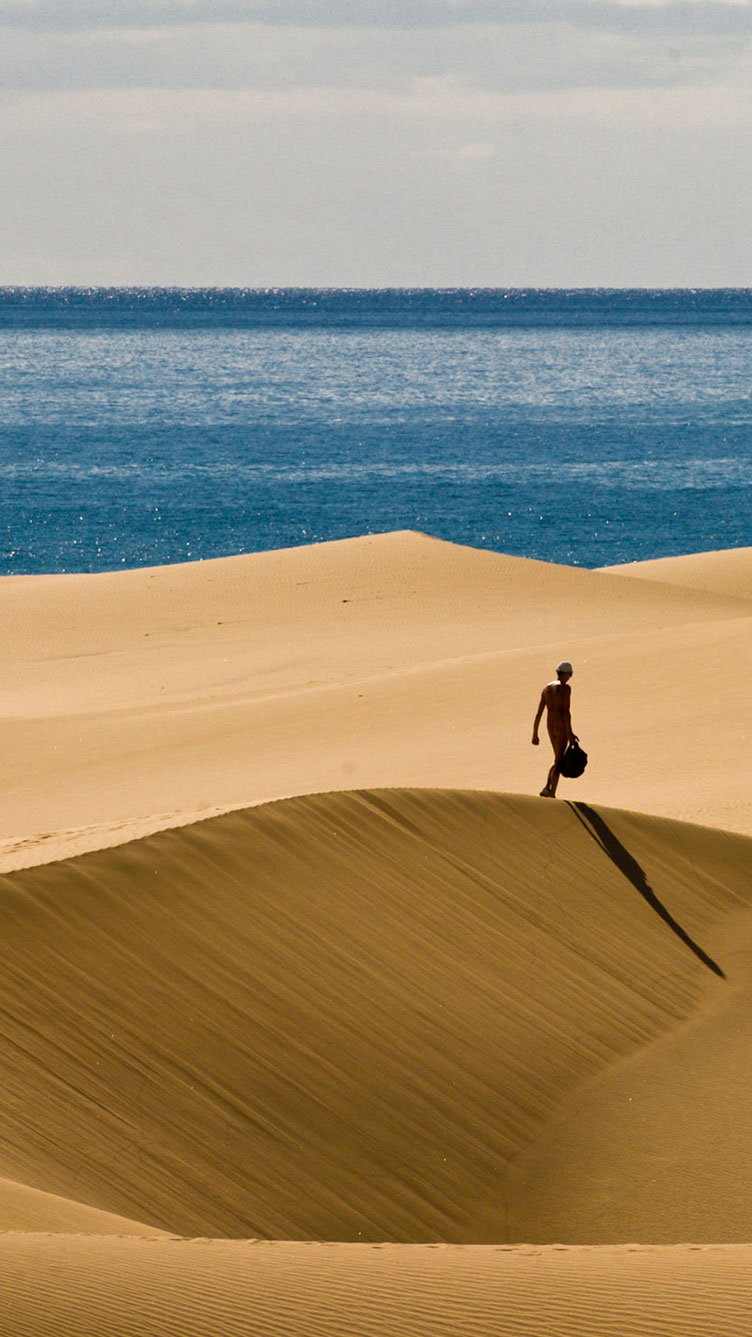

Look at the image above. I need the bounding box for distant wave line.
[3,457,752,489]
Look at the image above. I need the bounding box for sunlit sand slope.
[0,789,750,1244]
[0,1179,167,1236]
[3,1237,752,1337]
[605,544,752,599]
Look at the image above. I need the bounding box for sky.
[1,0,751,287]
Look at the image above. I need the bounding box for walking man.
[532,661,574,798]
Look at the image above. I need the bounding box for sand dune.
[0,1179,166,1237]
[4,531,752,868]
[5,533,752,1334]
[605,544,752,600]
[0,788,750,1245]
[3,1237,752,1337]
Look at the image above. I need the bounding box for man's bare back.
[532,661,573,798]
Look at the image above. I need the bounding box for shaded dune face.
[0,789,749,1243]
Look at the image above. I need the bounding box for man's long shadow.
[568,801,725,979]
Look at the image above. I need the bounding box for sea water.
[1,287,751,574]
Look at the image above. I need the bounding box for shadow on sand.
[568,801,725,980]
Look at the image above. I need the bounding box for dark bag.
[559,736,588,778]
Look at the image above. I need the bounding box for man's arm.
[532,692,545,745]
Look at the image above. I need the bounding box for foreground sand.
[5,1238,752,1337]
[3,533,752,1334]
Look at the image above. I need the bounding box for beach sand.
[2,531,752,1333]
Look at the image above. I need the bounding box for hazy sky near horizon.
[2,0,751,286]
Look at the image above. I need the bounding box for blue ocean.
[1,287,751,575]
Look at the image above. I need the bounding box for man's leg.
[543,730,568,797]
